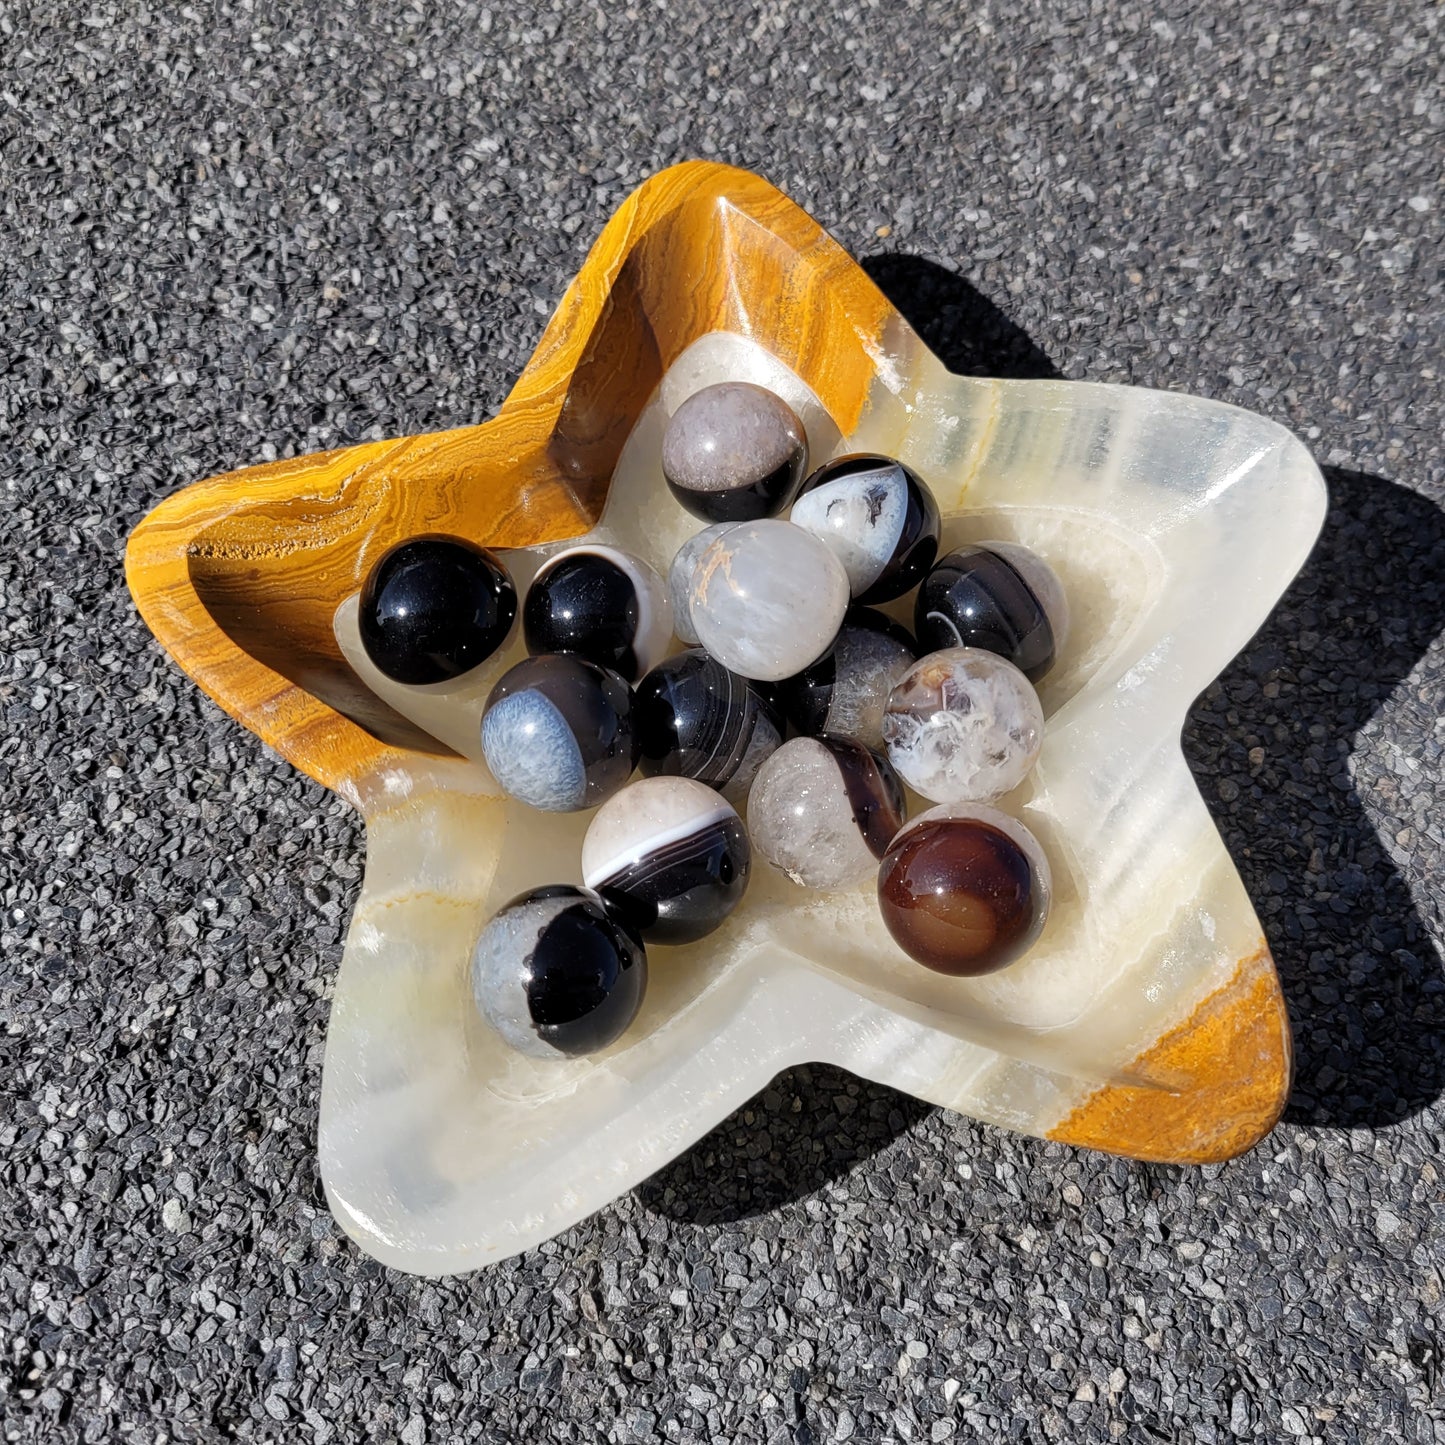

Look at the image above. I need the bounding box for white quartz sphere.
[688,519,850,683]
[667,523,736,646]
[883,647,1044,803]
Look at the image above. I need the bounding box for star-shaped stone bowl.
[127,162,1327,1276]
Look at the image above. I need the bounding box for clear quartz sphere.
[747,735,905,890]
[882,646,1044,803]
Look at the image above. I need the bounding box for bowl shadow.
[637,253,1445,1232]
[633,1063,934,1228]
[1183,467,1445,1129]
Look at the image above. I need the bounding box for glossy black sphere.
[521,546,670,683]
[915,545,1057,681]
[633,648,784,800]
[359,534,516,685]
[471,884,646,1058]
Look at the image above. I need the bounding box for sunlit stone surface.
[326,329,1325,1275]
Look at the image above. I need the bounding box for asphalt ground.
[1,2,1442,1441]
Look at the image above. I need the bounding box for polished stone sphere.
[633,648,783,804]
[481,654,638,812]
[582,776,750,944]
[359,534,517,684]
[667,522,736,646]
[915,541,1069,682]
[688,519,850,682]
[661,381,808,522]
[789,453,940,603]
[779,606,917,751]
[883,647,1044,803]
[522,543,672,683]
[747,735,906,891]
[877,804,1051,975]
[471,885,646,1058]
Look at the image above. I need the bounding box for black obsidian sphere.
[914,544,1060,682]
[471,884,646,1058]
[633,648,784,802]
[359,534,516,685]
[521,545,672,683]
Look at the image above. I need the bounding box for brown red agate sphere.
[877,804,1052,975]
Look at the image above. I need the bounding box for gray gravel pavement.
[2,1,1442,1441]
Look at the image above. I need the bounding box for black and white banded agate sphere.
[523,544,672,683]
[481,654,638,812]
[789,454,940,604]
[582,776,750,944]
[633,648,784,804]
[471,885,646,1059]
[661,381,808,523]
[914,542,1069,682]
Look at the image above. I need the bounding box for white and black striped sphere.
[633,648,784,804]
[481,654,637,812]
[523,544,673,683]
[747,735,907,891]
[914,541,1069,682]
[582,777,750,945]
[789,454,941,604]
[779,607,918,751]
[471,885,646,1059]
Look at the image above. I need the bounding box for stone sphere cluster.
[358,380,1069,1059]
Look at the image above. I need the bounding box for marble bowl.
[126,162,1328,1276]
